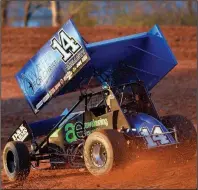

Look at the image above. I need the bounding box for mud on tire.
[161,114,196,143]
[161,114,196,158]
[3,141,30,181]
[83,129,127,176]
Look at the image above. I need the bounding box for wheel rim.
[6,150,16,173]
[90,142,107,168]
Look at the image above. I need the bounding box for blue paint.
[16,19,177,115]
[126,113,176,147]
[15,19,90,113]
[29,111,84,137]
[61,108,69,116]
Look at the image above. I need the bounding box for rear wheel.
[83,129,127,176]
[3,141,30,181]
[161,114,196,143]
[161,114,196,158]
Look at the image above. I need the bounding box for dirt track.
[1,26,197,189]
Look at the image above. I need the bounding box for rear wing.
[83,24,177,90]
[57,25,177,97]
[16,19,90,114]
[16,20,177,114]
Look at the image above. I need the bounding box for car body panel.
[15,19,90,114]
[125,113,176,148]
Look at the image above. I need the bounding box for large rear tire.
[3,141,30,181]
[161,114,196,158]
[161,114,196,143]
[83,129,127,176]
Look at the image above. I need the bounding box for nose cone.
[126,113,176,146]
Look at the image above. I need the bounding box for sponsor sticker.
[16,20,91,114]
[9,121,32,142]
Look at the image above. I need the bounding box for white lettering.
[51,30,82,62]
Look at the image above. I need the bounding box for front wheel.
[3,141,30,181]
[83,129,127,176]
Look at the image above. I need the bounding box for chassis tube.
[32,96,84,153]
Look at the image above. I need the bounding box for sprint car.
[3,19,196,181]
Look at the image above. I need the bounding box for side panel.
[49,112,84,146]
[126,113,176,148]
[16,19,90,114]
[50,111,116,145]
[8,121,33,142]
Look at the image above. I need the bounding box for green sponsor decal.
[84,118,108,128]
[65,118,108,143]
[84,118,108,135]
[65,123,77,143]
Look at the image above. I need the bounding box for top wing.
[85,24,177,90]
[16,19,91,114]
[58,25,178,96]
[16,19,177,114]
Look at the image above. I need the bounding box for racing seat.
[89,105,106,117]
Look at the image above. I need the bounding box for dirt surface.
[1,26,197,189]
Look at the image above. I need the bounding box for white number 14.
[139,126,170,148]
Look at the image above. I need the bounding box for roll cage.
[31,80,159,155]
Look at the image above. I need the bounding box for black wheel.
[83,129,127,176]
[161,114,196,143]
[161,114,196,158]
[3,141,30,181]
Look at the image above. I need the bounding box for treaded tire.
[3,141,30,181]
[161,114,196,143]
[83,129,127,176]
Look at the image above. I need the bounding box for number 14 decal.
[139,126,170,148]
